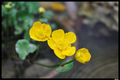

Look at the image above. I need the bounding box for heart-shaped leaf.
[15,39,37,60]
[56,60,73,72]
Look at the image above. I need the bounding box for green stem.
[59,59,63,65]
[32,43,41,61]
[61,59,76,66]
[34,58,76,68]
[35,62,60,68]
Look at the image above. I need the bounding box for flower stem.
[59,59,63,65]
[61,58,76,66]
[32,43,41,61]
[35,62,60,68]
[34,58,76,68]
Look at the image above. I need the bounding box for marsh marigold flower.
[75,48,91,64]
[38,7,46,13]
[5,4,12,9]
[51,2,66,11]
[47,29,76,59]
[29,21,52,41]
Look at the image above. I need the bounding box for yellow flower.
[5,4,12,9]
[51,2,66,11]
[47,29,76,59]
[29,21,52,41]
[38,7,46,13]
[75,48,91,64]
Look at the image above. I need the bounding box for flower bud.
[75,48,91,64]
[5,4,12,9]
[38,7,46,13]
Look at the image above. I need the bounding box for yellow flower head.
[51,2,66,11]
[29,21,52,41]
[38,7,46,13]
[47,29,76,59]
[5,4,12,9]
[75,48,91,64]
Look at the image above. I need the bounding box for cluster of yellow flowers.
[29,21,91,64]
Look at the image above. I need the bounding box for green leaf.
[59,59,63,65]
[14,25,23,35]
[24,17,34,28]
[2,5,7,16]
[26,2,38,14]
[24,30,30,41]
[56,60,73,72]
[10,8,17,17]
[2,20,7,30]
[29,44,37,53]
[43,11,54,20]
[50,24,56,29]
[15,39,37,60]
[39,18,48,23]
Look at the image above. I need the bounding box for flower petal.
[56,40,70,50]
[47,38,56,49]
[64,32,76,44]
[62,46,76,56]
[54,48,66,59]
[43,24,52,38]
[29,21,52,41]
[75,48,91,64]
[32,21,41,28]
[29,27,48,41]
[31,22,42,32]
[52,29,64,42]
[29,27,40,41]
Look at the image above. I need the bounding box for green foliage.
[56,60,73,72]
[26,2,38,14]
[2,2,38,35]
[15,39,37,60]
[39,18,48,23]
[43,11,54,20]
[2,5,7,16]
[50,24,56,29]
[24,27,30,41]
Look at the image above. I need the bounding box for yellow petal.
[52,29,64,42]
[75,48,91,64]
[32,21,41,28]
[62,46,76,56]
[56,40,69,50]
[29,26,47,41]
[43,24,52,38]
[29,21,52,41]
[51,2,66,11]
[64,32,76,44]
[29,28,48,41]
[47,38,56,49]
[29,27,40,41]
[53,48,66,59]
